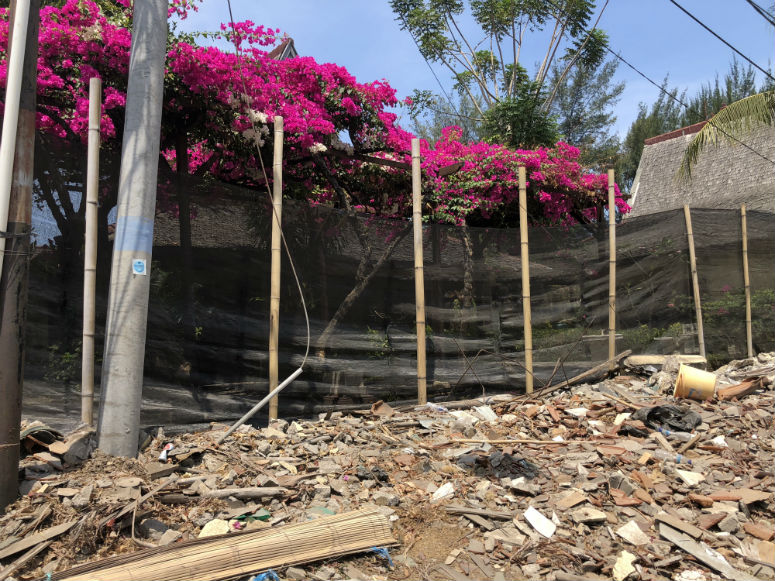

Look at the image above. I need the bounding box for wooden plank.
[624,355,706,367]
[99,474,178,529]
[202,486,288,500]
[462,513,495,531]
[0,539,53,579]
[443,505,513,520]
[528,350,632,398]
[0,520,77,560]
[655,512,703,539]
[659,523,757,581]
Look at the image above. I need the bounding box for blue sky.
[179,0,775,139]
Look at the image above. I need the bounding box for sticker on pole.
[132,258,147,276]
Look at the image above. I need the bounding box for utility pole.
[0,0,38,510]
[97,0,167,457]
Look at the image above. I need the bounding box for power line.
[668,0,775,82]
[608,47,774,165]
[540,0,774,165]
[744,0,775,26]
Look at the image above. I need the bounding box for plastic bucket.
[674,364,716,400]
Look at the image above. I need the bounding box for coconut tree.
[678,90,775,180]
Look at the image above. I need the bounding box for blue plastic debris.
[371,546,394,567]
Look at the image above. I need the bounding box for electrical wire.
[223,0,311,368]
[745,0,775,26]
[608,47,774,165]
[668,0,775,82]
[540,0,775,166]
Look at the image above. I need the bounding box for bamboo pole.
[683,205,705,358]
[81,77,101,426]
[518,166,533,394]
[411,138,427,405]
[268,116,283,420]
[607,169,616,369]
[741,204,753,357]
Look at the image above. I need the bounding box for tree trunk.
[315,227,410,358]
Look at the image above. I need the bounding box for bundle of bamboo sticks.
[53,508,397,581]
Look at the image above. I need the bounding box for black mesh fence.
[22,136,775,429]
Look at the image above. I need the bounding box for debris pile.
[1,354,773,581]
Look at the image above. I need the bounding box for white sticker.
[132,258,147,275]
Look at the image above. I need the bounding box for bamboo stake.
[268,117,283,420]
[518,166,533,394]
[81,77,101,426]
[683,205,705,358]
[411,138,427,405]
[741,204,753,357]
[607,169,616,370]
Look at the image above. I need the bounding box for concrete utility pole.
[0,0,38,510]
[98,0,167,457]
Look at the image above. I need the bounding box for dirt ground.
[1,353,773,581]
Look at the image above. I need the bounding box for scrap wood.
[0,539,53,580]
[717,376,771,400]
[17,505,53,537]
[0,520,77,560]
[677,433,703,454]
[443,504,513,520]
[451,438,568,445]
[659,523,758,581]
[201,486,289,500]
[623,354,707,368]
[51,508,397,581]
[98,474,179,529]
[522,350,632,400]
[600,392,642,409]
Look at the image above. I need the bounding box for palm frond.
[677,90,775,182]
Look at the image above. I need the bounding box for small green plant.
[44,343,82,385]
[366,326,392,359]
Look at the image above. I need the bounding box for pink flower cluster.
[350,125,629,226]
[0,1,629,227]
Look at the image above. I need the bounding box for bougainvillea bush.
[0,0,629,228]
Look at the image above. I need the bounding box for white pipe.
[0,0,31,278]
[216,367,304,444]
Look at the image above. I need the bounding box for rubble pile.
[1,354,773,581]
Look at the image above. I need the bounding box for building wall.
[628,124,774,217]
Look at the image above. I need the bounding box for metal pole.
[0,0,38,510]
[268,117,283,420]
[518,166,533,394]
[98,0,168,457]
[683,205,706,359]
[81,78,101,426]
[411,138,427,405]
[607,169,616,369]
[741,204,753,357]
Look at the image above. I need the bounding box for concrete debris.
[1,353,772,581]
